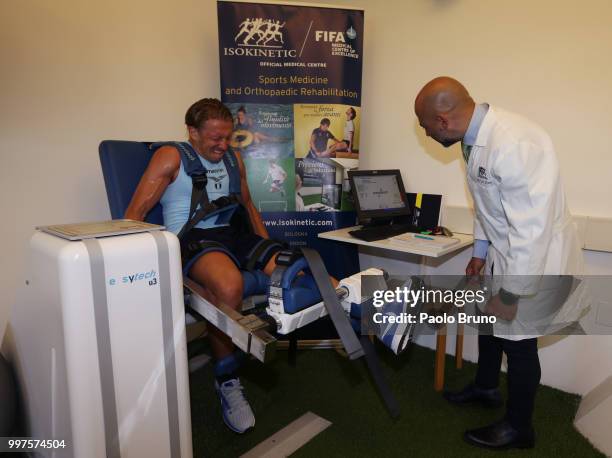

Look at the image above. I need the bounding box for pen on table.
[415,234,435,240]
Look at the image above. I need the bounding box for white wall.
[0,0,221,336]
[353,0,612,219]
[1,0,611,393]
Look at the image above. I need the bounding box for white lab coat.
[467,106,588,339]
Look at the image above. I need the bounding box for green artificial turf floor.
[189,343,603,457]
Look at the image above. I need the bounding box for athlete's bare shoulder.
[148,145,181,181]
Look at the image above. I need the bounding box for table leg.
[419,255,448,392]
[455,323,464,369]
[434,326,447,391]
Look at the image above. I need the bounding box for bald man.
[415,77,583,450]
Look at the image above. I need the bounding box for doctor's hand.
[465,257,486,277]
[484,294,518,321]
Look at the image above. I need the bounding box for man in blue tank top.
[125,99,283,433]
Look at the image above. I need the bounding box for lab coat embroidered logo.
[478,167,487,180]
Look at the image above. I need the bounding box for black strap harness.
[149,141,244,240]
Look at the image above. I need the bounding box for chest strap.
[150,141,242,239]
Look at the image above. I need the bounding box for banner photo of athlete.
[218,0,364,279]
[226,103,295,212]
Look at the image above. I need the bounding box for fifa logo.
[315,27,357,43]
[235,18,286,47]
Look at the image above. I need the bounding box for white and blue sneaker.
[215,378,255,433]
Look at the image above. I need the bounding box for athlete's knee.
[189,253,244,308]
[212,274,244,309]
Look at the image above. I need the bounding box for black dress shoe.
[443,383,503,408]
[464,420,535,450]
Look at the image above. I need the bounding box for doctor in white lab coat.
[414,76,586,450]
[469,103,587,338]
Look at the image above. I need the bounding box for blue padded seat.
[99,141,163,224]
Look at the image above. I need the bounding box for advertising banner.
[217,0,364,278]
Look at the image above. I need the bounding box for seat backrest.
[99,140,163,224]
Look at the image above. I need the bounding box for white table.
[318,225,474,258]
[319,225,474,391]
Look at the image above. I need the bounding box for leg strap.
[244,239,285,272]
[299,247,400,419]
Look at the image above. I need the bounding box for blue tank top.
[161,151,232,234]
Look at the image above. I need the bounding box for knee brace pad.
[268,250,322,314]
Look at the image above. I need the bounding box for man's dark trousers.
[475,334,541,432]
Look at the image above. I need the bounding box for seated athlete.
[125,98,287,433]
[334,107,357,154]
[307,118,344,158]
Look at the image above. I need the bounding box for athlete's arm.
[235,150,269,238]
[124,146,180,221]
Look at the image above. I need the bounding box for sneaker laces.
[220,379,249,412]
